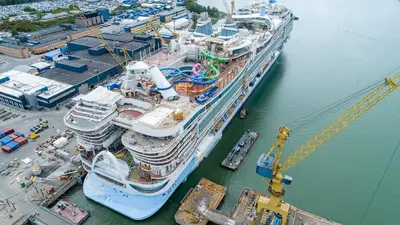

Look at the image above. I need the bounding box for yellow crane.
[160,22,179,39]
[146,17,168,46]
[71,3,132,68]
[256,72,400,224]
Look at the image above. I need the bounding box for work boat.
[64,1,294,220]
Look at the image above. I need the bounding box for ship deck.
[49,200,89,225]
[221,131,259,170]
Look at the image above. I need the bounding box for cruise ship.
[64,0,294,220]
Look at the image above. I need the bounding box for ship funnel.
[260,4,266,16]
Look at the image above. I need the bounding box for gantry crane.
[256,72,400,224]
[71,3,132,68]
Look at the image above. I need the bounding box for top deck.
[64,87,122,131]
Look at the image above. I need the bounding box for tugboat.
[240,108,249,119]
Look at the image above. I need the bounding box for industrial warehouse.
[0,25,100,58]
[125,8,188,34]
[0,32,163,109]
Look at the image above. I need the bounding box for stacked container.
[0,130,6,138]
[9,134,18,140]
[1,136,13,145]
[6,141,20,152]
[14,132,25,137]
[2,128,14,135]
[2,146,12,153]
[14,137,28,146]
[1,130,27,153]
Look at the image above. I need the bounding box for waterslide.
[147,66,177,99]
[150,51,227,98]
[192,63,201,76]
[200,50,228,63]
[151,68,218,92]
[200,50,227,80]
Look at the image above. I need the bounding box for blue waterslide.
[273,219,281,225]
[151,67,217,91]
[161,67,206,80]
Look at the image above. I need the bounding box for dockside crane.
[256,72,400,224]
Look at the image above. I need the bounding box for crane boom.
[256,72,400,224]
[72,4,125,69]
[146,17,167,45]
[282,72,400,171]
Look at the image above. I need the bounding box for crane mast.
[256,72,400,224]
[71,4,125,68]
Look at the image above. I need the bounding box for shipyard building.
[0,25,100,58]
[0,32,163,109]
[0,70,74,109]
[125,8,187,34]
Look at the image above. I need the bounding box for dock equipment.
[256,72,400,224]
[175,178,227,225]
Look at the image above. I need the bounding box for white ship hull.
[83,45,285,220]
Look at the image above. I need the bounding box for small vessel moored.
[221,130,259,170]
[50,200,89,225]
[239,108,249,119]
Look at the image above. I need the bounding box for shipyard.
[0,0,400,225]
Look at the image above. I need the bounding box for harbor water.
[64,0,400,224]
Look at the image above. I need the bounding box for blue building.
[97,8,111,21]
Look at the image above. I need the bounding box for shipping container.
[2,128,14,135]
[7,141,20,151]
[2,146,12,153]
[1,136,13,145]
[0,130,5,138]
[14,137,28,145]
[14,132,24,137]
[9,134,18,139]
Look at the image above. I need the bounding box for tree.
[11,28,18,36]
[22,6,37,12]
[184,0,221,18]
[191,14,198,29]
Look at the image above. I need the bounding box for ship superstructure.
[65,0,294,221]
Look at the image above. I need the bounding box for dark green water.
[64,0,400,224]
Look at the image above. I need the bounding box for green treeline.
[184,0,221,18]
[0,15,76,33]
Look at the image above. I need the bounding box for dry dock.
[233,188,341,225]
[174,178,227,225]
[221,130,259,170]
[176,183,341,225]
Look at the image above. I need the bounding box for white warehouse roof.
[0,70,72,99]
[30,61,51,70]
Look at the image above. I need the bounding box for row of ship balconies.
[125,127,198,166]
